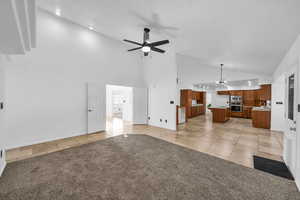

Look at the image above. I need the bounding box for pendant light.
[216,64,227,85]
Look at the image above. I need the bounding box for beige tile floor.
[6,114,284,168]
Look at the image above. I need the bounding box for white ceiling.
[37,0,300,75]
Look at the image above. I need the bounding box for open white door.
[132,87,148,125]
[284,65,298,178]
[87,83,106,134]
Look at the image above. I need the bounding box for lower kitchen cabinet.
[230,111,244,118]
[252,110,271,129]
[191,105,205,117]
[243,107,252,119]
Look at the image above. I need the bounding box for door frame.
[283,61,299,185]
[87,82,149,134]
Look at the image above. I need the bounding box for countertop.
[209,106,229,109]
[252,106,271,111]
[192,104,204,107]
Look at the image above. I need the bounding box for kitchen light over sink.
[216,64,227,85]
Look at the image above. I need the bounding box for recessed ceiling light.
[88,26,94,31]
[55,8,61,16]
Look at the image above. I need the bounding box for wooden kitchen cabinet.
[209,107,230,123]
[243,90,256,106]
[230,90,243,96]
[252,110,271,129]
[191,105,205,117]
[230,111,244,118]
[243,106,252,119]
[181,89,206,119]
[217,91,230,95]
[181,90,192,118]
[257,84,271,101]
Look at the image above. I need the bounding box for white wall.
[3,10,144,149]
[177,54,272,89]
[271,75,285,132]
[106,85,113,118]
[272,35,300,190]
[0,56,6,176]
[143,45,178,130]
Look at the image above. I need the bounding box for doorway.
[87,83,148,135]
[106,85,133,135]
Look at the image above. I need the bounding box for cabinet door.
[230,90,242,96]
[263,84,271,100]
[191,107,195,117]
[217,91,229,95]
[243,90,255,106]
[187,90,192,106]
[257,84,271,102]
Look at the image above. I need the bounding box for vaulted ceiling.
[37,0,300,75]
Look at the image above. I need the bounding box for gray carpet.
[0,135,299,200]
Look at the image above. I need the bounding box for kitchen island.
[209,107,230,123]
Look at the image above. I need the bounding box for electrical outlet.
[148,117,150,120]
[160,119,162,122]
[165,120,167,123]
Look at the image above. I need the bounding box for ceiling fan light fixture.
[124,28,169,56]
[142,46,151,53]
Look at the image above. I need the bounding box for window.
[288,74,294,120]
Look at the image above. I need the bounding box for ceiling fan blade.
[144,52,149,56]
[151,47,165,53]
[149,40,169,46]
[123,39,142,46]
[128,47,142,51]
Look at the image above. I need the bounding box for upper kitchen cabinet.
[257,84,271,101]
[230,90,243,96]
[217,91,230,95]
[243,90,256,106]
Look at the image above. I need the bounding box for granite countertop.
[192,104,204,107]
[252,106,271,111]
[209,106,229,109]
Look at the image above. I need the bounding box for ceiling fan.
[216,64,227,85]
[123,28,169,56]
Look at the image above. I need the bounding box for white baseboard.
[0,160,6,177]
